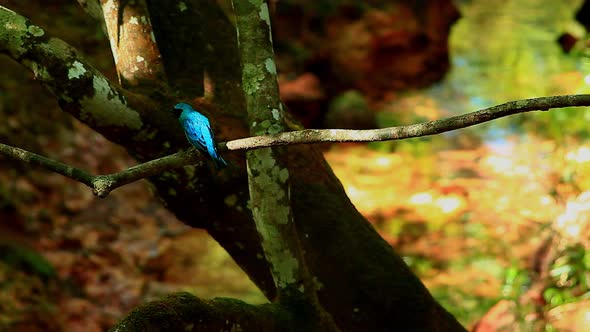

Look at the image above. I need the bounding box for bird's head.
[172,102,193,118]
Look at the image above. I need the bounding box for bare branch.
[225,94,590,150]
[0,142,200,198]
[0,143,94,187]
[1,94,589,198]
[90,149,201,197]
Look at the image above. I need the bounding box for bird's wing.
[182,117,208,154]
[203,123,219,157]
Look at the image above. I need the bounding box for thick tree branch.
[0,5,139,127]
[232,0,305,296]
[0,4,184,161]
[143,0,205,97]
[100,0,167,88]
[233,0,309,309]
[1,7,153,144]
[232,1,339,331]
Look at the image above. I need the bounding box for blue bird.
[172,102,228,169]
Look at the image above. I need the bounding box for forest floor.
[3,127,589,331]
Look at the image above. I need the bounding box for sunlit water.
[428,0,589,149]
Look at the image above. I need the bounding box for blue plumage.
[173,102,228,169]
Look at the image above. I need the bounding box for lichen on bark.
[247,147,297,287]
[232,0,313,295]
[233,1,339,330]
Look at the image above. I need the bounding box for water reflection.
[425,0,590,145]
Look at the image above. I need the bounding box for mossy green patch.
[243,63,264,95]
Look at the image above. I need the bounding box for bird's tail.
[214,155,228,169]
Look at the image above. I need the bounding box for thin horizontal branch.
[224,94,590,151]
[2,94,589,198]
[0,142,201,198]
[91,149,202,197]
[0,143,94,187]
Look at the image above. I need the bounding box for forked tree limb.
[0,142,201,197]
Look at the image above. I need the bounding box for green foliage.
[375,108,403,128]
[330,90,367,112]
[402,255,433,276]
[0,243,56,281]
[502,265,531,300]
[325,90,375,129]
[451,0,582,99]
[521,107,590,141]
[449,0,590,141]
[543,244,590,307]
[431,285,500,326]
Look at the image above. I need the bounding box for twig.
[225,94,590,150]
[0,143,94,186]
[0,143,200,198]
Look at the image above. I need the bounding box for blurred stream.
[422,0,589,151]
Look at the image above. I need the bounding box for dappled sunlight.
[436,195,465,214]
[4,0,590,330]
[480,155,514,174]
[409,192,433,205]
[547,300,590,332]
[324,134,590,328]
[554,191,590,243]
[566,146,590,163]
